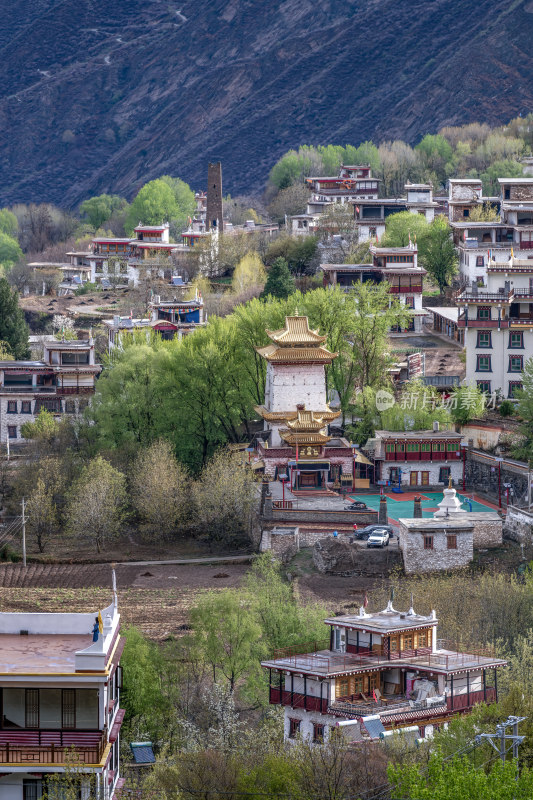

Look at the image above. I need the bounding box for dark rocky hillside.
[0,0,532,206]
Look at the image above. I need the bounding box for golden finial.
[448,475,453,489]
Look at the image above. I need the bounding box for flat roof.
[325,608,437,633]
[398,518,474,531]
[498,178,533,184]
[426,306,459,322]
[375,429,461,439]
[0,633,91,673]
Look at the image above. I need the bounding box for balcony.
[0,729,108,766]
[0,386,57,393]
[457,316,509,329]
[389,285,423,294]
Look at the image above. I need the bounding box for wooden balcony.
[0,729,107,766]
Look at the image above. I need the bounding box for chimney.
[433,421,440,432]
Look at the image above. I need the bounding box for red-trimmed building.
[253,316,359,491]
[0,583,124,798]
[261,601,505,743]
[365,429,465,489]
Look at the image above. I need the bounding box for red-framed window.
[477,331,491,348]
[313,723,325,742]
[477,307,491,320]
[289,718,301,739]
[477,380,491,394]
[447,535,457,550]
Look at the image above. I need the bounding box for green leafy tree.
[513,357,533,461]
[265,235,318,275]
[481,159,524,194]
[66,456,127,552]
[0,278,30,358]
[191,589,265,692]
[80,194,128,229]
[451,383,486,425]
[422,215,458,292]
[261,257,295,299]
[380,210,430,248]
[380,379,452,431]
[415,133,454,183]
[160,175,196,221]
[20,409,60,443]
[125,179,180,233]
[0,233,22,271]
[389,749,533,799]
[0,208,18,237]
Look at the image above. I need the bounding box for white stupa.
[433,476,464,517]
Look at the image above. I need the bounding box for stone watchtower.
[206,162,223,232]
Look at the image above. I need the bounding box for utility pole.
[21,497,26,568]
[528,461,532,511]
[475,716,526,765]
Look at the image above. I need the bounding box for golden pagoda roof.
[285,408,340,431]
[255,344,337,363]
[254,405,340,424]
[254,406,299,422]
[280,431,332,445]
[266,315,326,345]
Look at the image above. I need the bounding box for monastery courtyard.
[268,481,499,524]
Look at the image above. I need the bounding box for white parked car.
[366,530,390,548]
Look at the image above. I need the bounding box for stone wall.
[503,506,533,543]
[398,518,474,574]
[466,454,528,505]
[457,513,502,547]
[270,508,379,526]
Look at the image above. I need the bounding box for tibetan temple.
[254,315,371,491]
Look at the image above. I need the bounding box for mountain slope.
[0,0,532,206]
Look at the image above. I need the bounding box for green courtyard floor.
[347,491,498,522]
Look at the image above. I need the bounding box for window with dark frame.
[25,688,39,728]
[477,307,491,320]
[424,535,434,550]
[289,718,301,738]
[7,426,17,439]
[21,401,31,414]
[7,400,17,414]
[477,380,491,394]
[313,723,325,743]
[23,780,43,800]
[439,467,451,483]
[476,355,491,372]
[476,256,484,267]
[509,382,523,398]
[447,535,458,550]
[509,355,523,372]
[509,332,524,349]
[476,331,491,348]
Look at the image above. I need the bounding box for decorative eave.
[254,406,299,422]
[255,344,337,363]
[279,431,332,445]
[285,408,340,431]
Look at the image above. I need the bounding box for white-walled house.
[457,253,533,398]
[0,339,101,445]
[262,602,505,743]
[0,593,124,799]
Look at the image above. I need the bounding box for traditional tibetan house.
[365,428,464,489]
[261,601,506,743]
[254,316,358,491]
